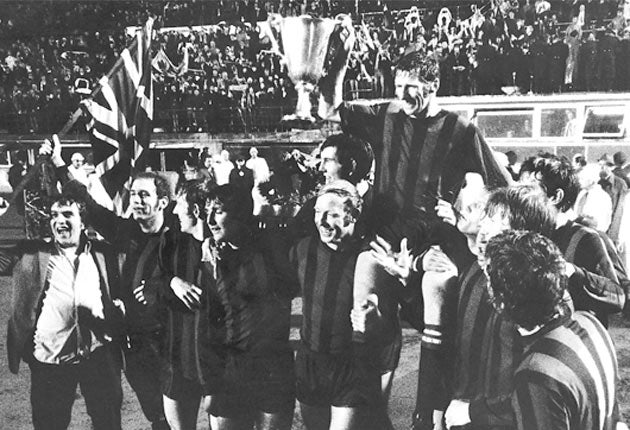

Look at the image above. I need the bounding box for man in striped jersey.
[320,51,509,288]
[203,184,296,430]
[444,185,557,430]
[519,154,626,326]
[373,185,557,430]
[484,231,619,430]
[62,170,174,430]
[291,180,382,430]
[444,157,627,430]
[154,179,225,430]
[319,49,510,429]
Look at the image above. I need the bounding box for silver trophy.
[264,14,354,123]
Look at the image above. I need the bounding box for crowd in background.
[176,142,630,251]
[1,0,630,134]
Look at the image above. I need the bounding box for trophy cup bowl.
[266,14,353,124]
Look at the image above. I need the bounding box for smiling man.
[157,179,225,430]
[318,50,510,430]
[444,185,557,430]
[484,231,620,430]
[0,195,123,430]
[289,133,373,242]
[61,169,173,430]
[203,184,296,430]
[290,180,381,430]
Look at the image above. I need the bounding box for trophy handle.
[322,14,355,79]
[318,14,355,118]
[264,13,285,61]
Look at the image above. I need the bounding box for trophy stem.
[283,81,315,123]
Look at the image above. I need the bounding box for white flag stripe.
[92,128,119,150]
[121,49,141,88]
[95,151,121,177]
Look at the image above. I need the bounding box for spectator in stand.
[531,32,549,93]
[564,16,582,89]
[580,32,599,92]
[4,0,630,134]
[617,28,630,90]
[548,31,568,92]
[445,41,470,96]
[598,28,618,92]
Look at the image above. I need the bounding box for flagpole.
[8,106,84,204]
[9,17,156,208]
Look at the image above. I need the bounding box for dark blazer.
[3,238,122,374]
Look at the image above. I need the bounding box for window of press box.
[583,105,626,138]
[475,110,534,139]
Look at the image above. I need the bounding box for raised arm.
[39,135,125,242]
[317,14,355,121]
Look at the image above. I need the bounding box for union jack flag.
[82,18,154,213]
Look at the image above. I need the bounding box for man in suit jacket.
[1,194,124,430]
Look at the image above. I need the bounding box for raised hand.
[370,236,413,285]
[39,134,64,167]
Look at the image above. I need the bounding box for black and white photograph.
[0,1,629,429]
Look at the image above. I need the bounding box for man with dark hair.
[441,156,625,430]
[290,132,373,241]
[485,231,620,430]
[372,185,557,430]
[318,133,373,187]
[43,138,174,429]
[204,184,296,430]
[79,170,173,429]
[520,153,626,325]
[319,48,510,430]
[0,194,124,430]
[154,178,225,429]
[443,184,558,430]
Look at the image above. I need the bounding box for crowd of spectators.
[1,0,629,135]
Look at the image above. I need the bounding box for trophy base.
[280,114,318,129]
